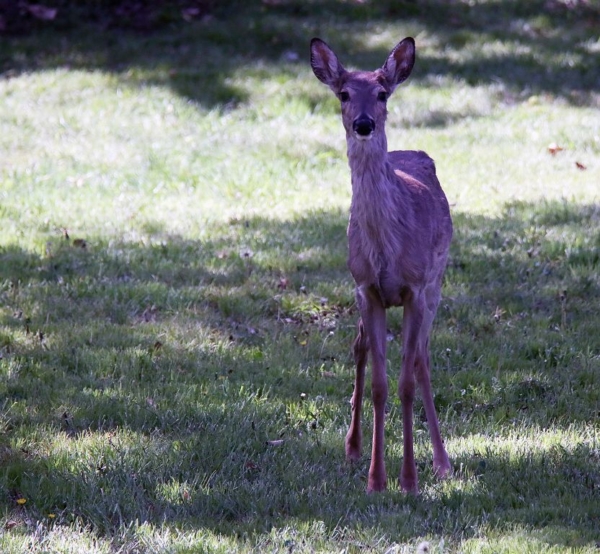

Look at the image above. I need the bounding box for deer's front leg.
[346,318,368,462]
[398,293,423,495]
[357,287,388,493]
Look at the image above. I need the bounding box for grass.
[1,0,599,552]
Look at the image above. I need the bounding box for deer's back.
[388,150,444,194]
[388,149,451,232]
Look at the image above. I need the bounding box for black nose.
[353,117,375,136]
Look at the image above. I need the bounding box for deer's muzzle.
[352,116,375,139]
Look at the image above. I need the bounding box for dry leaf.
[72,239,87,249]
[181,7,201,21]
[277,277,289,290]
[26,4,58,20]
[141,305,157,322]
[575,161,587,170]
[5,520,19,530]
[266,439,284,446]
[547,142,564,155]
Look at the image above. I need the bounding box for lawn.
[0,1,599,552]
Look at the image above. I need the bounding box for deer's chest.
[347,222,409,308]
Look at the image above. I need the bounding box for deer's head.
[310,37,415,141]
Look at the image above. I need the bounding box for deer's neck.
[346,133,404,276]
[348,134,398,233]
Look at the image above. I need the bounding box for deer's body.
[311,37,452,493]
[349,148,451,308]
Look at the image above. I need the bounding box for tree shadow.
[1,199,599,545]
[0,0,598,112]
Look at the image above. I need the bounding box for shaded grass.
[1,204,599,551]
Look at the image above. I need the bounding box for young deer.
[310,37,453,493]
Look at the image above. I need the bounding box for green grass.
[1,1,599,552]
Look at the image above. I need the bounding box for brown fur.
[311,37,453,493]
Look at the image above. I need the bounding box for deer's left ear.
[381,37,415,92]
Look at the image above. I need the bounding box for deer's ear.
[310,38,346,90]
[381,37,415,92]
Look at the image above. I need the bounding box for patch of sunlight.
[0,524,113,554]
[133,522,242,553]
[461,525,600,553]
[447,423,598,459]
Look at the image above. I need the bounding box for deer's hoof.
[400,478,419,495]
[345,435,362,462]
[345,447,361,463]
[400,467,419,495]
[433,458,452,480]
[367,478,387,494]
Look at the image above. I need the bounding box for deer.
[310,37,453,494]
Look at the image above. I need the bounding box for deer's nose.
[353,116,375,137]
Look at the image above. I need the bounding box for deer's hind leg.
[416,284,451,479]
[345,318,368,462]
[398,294,421,494]
[399,288,451,493]
[415,338,451,480]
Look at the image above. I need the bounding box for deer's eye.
[377,91,388,102]
[339,91,350,102]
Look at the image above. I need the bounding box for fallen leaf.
[266,439,284,446]
[547,142,564,155]
[575,161,587,170]
[72,238,87,249]
[277,277,289,290]
[181,7,201,21]
[26,4,58,20]
[493,306,506,322]
[141,305,158,322]
[5,520,19,530]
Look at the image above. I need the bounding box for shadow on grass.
[1,199,599,545]
[0,0,598,112]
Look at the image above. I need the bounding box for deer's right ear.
[310,38,345,90]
